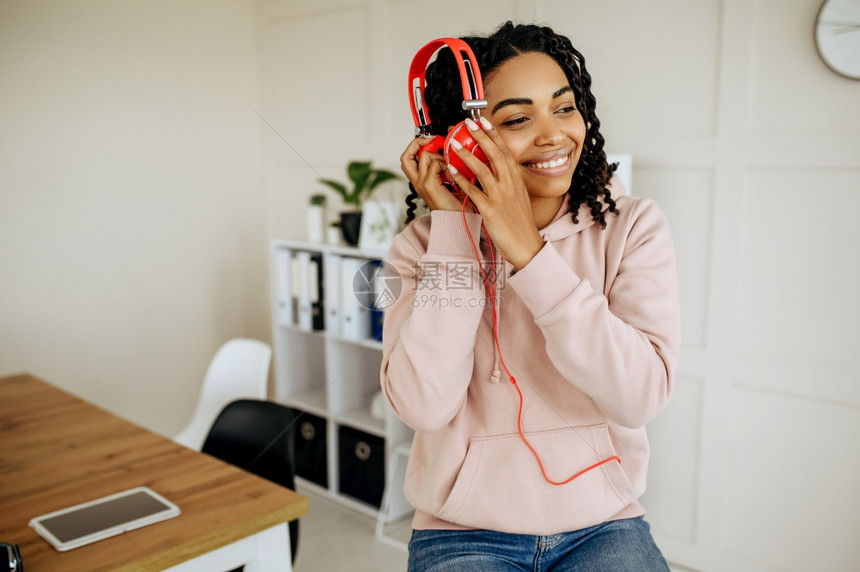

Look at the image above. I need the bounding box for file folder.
[325,253,342,336]
[340,257,371,341]
[294,251,313,331]
[275,248,293,326]
[309,252,325,331]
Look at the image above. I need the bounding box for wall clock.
[815,0,860,79]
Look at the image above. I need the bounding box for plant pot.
[340,211,362,246]
[327,226,342,245]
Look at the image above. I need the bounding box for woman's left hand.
[447,117,544,271]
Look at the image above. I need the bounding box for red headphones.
[408,38,490,183]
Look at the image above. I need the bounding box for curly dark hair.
[405,21,618,227]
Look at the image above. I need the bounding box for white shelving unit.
[269,238,413,526]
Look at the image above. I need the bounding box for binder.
[370,260,385,342]
[275,248,293,326]
[340,257,371,341]
[294,251,313,331]
[309,252,325,331]
[324,254,342,336]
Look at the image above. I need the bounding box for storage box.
[292,409,328,488]
[338,426,385,508]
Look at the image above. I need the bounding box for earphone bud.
[408,38,490,184]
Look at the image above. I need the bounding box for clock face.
[816,0,860,79]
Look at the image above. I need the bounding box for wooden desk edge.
[132,499,310,571]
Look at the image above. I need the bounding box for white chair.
[174,338,272,451]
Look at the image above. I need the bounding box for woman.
[382,21,681,571]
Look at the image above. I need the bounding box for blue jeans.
[408,517,670,571]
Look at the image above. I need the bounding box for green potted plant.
[309,193,326,206]
[317,161,400,246]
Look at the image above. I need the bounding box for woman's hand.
[400,135,464,213]
[447,117,544,271]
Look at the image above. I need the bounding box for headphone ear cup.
[444,122,490,183]
[417,135,446,159]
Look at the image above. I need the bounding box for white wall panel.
[263,0,365,17]
[747,0,860,135]
[544,0,721,142]
[636,168,714,351]
[265,162,323,239]
[641,375,703,544]
[387,0,518,47]
[738,355,860,407]
[738,170,860,383]
[265,6,372,165]
[725,388,860,571]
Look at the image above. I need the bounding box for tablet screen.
[30,487,180,550]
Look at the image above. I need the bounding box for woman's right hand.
[400,136,465,212]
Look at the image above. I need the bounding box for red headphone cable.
[460,196,621,486]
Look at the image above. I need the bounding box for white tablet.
[29,486,181,551]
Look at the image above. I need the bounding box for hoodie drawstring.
[489,246,503,384]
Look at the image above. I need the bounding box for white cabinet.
[269,239,413,524]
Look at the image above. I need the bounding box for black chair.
[201,399,300,565]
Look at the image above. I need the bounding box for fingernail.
[448,164,459,175]
[480,117,493,130]
[465,118,479,131]
[450,138,463,150]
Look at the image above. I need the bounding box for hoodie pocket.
[434,424,635,535]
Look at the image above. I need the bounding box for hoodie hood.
[539,174,627,242]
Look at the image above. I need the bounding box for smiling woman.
[481,52,585,224]
[404,23,618,235]
[384,21,682,572]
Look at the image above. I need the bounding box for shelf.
[332,489,384,519]
[270,238,413,522]
[327,334,383,351]
[334,407,385,437]
[295,479,331,499]
[389,441,413,457]
[272,238,389,261]
[277,323,327,338]
[376,512,413,551]
[297,475,381,520]
[278,388,328,418]
[277,318,382,351]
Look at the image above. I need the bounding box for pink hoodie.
[380,176,681,535]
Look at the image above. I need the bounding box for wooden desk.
[0,373,308,571]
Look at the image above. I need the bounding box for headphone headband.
[408,38,486,136]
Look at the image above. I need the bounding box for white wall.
[0,0,266,436]
[260,0,860,570]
